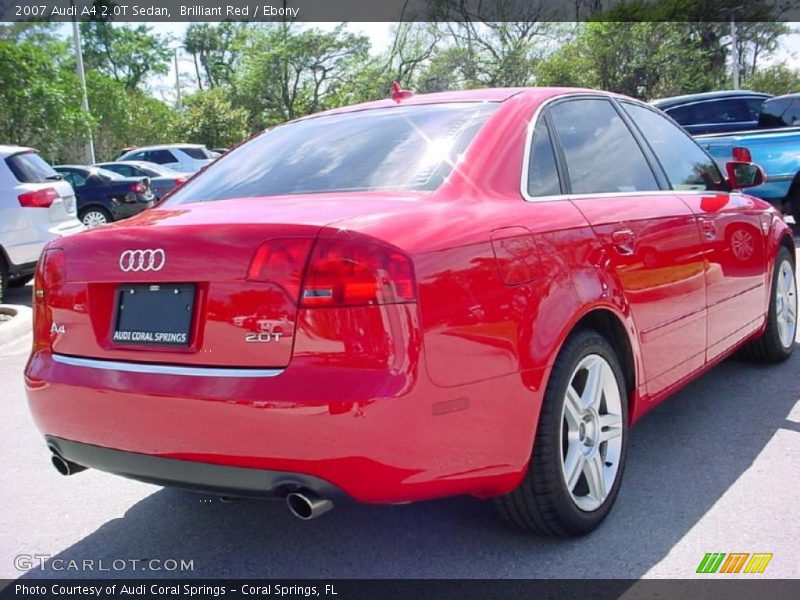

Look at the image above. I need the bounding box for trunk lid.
[48,193,425,368]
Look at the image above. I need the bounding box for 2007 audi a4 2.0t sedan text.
[25,87,797,536]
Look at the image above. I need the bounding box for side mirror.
[725,161,765,190]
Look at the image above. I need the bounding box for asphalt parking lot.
[1,244,799,580]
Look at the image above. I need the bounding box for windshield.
[165,102,497,205]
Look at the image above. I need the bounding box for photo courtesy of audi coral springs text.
[26,87,797,536]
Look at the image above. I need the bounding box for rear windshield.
[180,146,212,160]
[6,151,58,183]
[166,102,497,204]
[94,168,124,181]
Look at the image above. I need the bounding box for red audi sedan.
[25,87,797,536]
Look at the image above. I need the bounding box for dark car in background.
[94,161,188,201]
[54,165,155,229]
[651,90,772,135]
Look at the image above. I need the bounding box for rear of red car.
[24,99,518,505]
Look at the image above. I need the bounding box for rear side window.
[549,98,659,195]
[526,119,561,197]
[179,146,210,160]
[104,164,136,176]
[668,98,760,126]
[6,152,58,183]
[759,98,792,127]
[782,100,800,126]
[622,103,725,192]
[147,150,177,164]
[166,103,497,204]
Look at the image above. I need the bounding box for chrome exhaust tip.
[49,449,86,476]
[286,491,333,520]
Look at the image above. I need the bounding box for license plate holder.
[112,283,195,347]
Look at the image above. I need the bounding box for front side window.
[526,118,561,197]
[623,102,725,192]
[166,102,497,205]
[549,98,659,195]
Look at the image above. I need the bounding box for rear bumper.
[47,436,346,500]
[25,348,541,504]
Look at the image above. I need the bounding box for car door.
[621,101,769,361]
[546,96,708,396]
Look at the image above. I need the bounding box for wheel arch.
[553,304,643,425]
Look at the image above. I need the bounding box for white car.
[117,144,216,173]
[0,146,83,302]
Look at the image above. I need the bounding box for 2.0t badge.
[119,249,166,272]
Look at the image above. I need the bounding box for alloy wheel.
[560,354,624,512]
[776,259,798,348]
[82,211,109,228]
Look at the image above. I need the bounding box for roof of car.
[651,90,772,109]
[0,144,35,157]
[124,144,207,152]
[304,87,603,120]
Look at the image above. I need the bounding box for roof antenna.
[391,81,413,102]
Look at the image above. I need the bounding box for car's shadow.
[21,346,800,579]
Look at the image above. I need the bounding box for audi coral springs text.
[25,88,797,536]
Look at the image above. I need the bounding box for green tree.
[184,22,250,90]
[178,88,249,148]
[0,37,93,162]
[80,22,172,91]
[746,63,800,96]
[86,73,179,161]
[236,24,371,128]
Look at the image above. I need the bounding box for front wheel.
[739,246,796,363]
[494,329,628,536]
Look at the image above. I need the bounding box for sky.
[58,21,800,103]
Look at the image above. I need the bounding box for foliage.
[178,88,249,149]
[1,15,797,165]
[0,35,93,163]
[80,21,172,91]
[745,64,800,96]
[183,22,250,90]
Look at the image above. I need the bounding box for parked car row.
[652,90,800,223]
[0,144,203,302]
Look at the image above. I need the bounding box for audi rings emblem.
[119,249,166,272]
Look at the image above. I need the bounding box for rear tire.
[79,207,112,229]
[0,259,8,303]
[739,246,796,363]
[493,329,628,536]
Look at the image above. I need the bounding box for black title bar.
[1,0,799,22]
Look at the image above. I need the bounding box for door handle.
[611,229,635,255]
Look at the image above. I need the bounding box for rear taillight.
[301,238,416,307]
[175,177,187,186]
[18,188,58,208]
[32,248,65,351]
[131,182,146,193]
[34,247,65,305]
[247,238,315,301]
